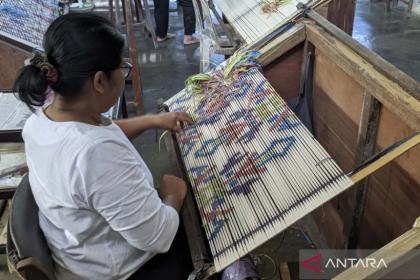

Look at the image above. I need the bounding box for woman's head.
[14,13,126,112]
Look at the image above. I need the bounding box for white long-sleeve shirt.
[22,109,179,280]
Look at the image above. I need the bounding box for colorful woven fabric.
[165,61,353,271]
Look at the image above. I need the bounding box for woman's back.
[23,109,179,279]
[14,13,188,279]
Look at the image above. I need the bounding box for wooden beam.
[257,23,306,67]
[166,128,212,269]
[124,0,143,113]
[305,11,420,98]
[180,189,212,266]
[349,133,420,184]
[334,216,420,280]
[346,92,382,249]
[306,23,420,132]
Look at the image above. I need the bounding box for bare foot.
[156,33,176,42]
[184,35,200,45]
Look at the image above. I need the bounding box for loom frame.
[166,7,420,278]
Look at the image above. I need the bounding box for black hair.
[14,13,125,111]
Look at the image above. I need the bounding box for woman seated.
[14,13,193,280]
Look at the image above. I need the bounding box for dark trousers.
[178,0,196,36]
[153,0,169,38]
[128,223,193,280]
[181,5,196,35]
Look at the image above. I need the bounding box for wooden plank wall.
[312,50,362,248]
[311,47,420,250]
[263,44,304,103]
[358,109,420,248]
[0,40,30,89]
[262,0,359,248]
[256,0,417,250]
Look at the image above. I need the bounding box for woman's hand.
[154,112,193,132]
[115,112,193,139]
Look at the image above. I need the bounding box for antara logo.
[302,253,323,273]
[301,252,388,273]
[325,258,388,269]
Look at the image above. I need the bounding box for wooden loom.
[165,61,419,278]
[0,1,131,117]
[211,0,326,46]
[163,4,420,279]
[192,0,348,72]
[166,65,355,272]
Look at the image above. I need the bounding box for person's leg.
[153,0,170,39]
[128,221,193,280]
[182,5,199,44]
[183,6,196,36]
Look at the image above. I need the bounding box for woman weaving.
[14,13,193,280]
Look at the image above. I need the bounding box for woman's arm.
[114,112,193,140]
[159,174,188,212]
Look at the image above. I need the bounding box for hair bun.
[30,51,54,71]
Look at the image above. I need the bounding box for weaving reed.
[165,55,354,271]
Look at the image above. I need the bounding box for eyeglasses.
[120,61,133,79]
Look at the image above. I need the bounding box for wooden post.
[346,92,382,249]
[124,0,143,113]
[327,0,356,35]
[138,0,158,48]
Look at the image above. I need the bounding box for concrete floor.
[1,0,419,279]
[353,0,420,81]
